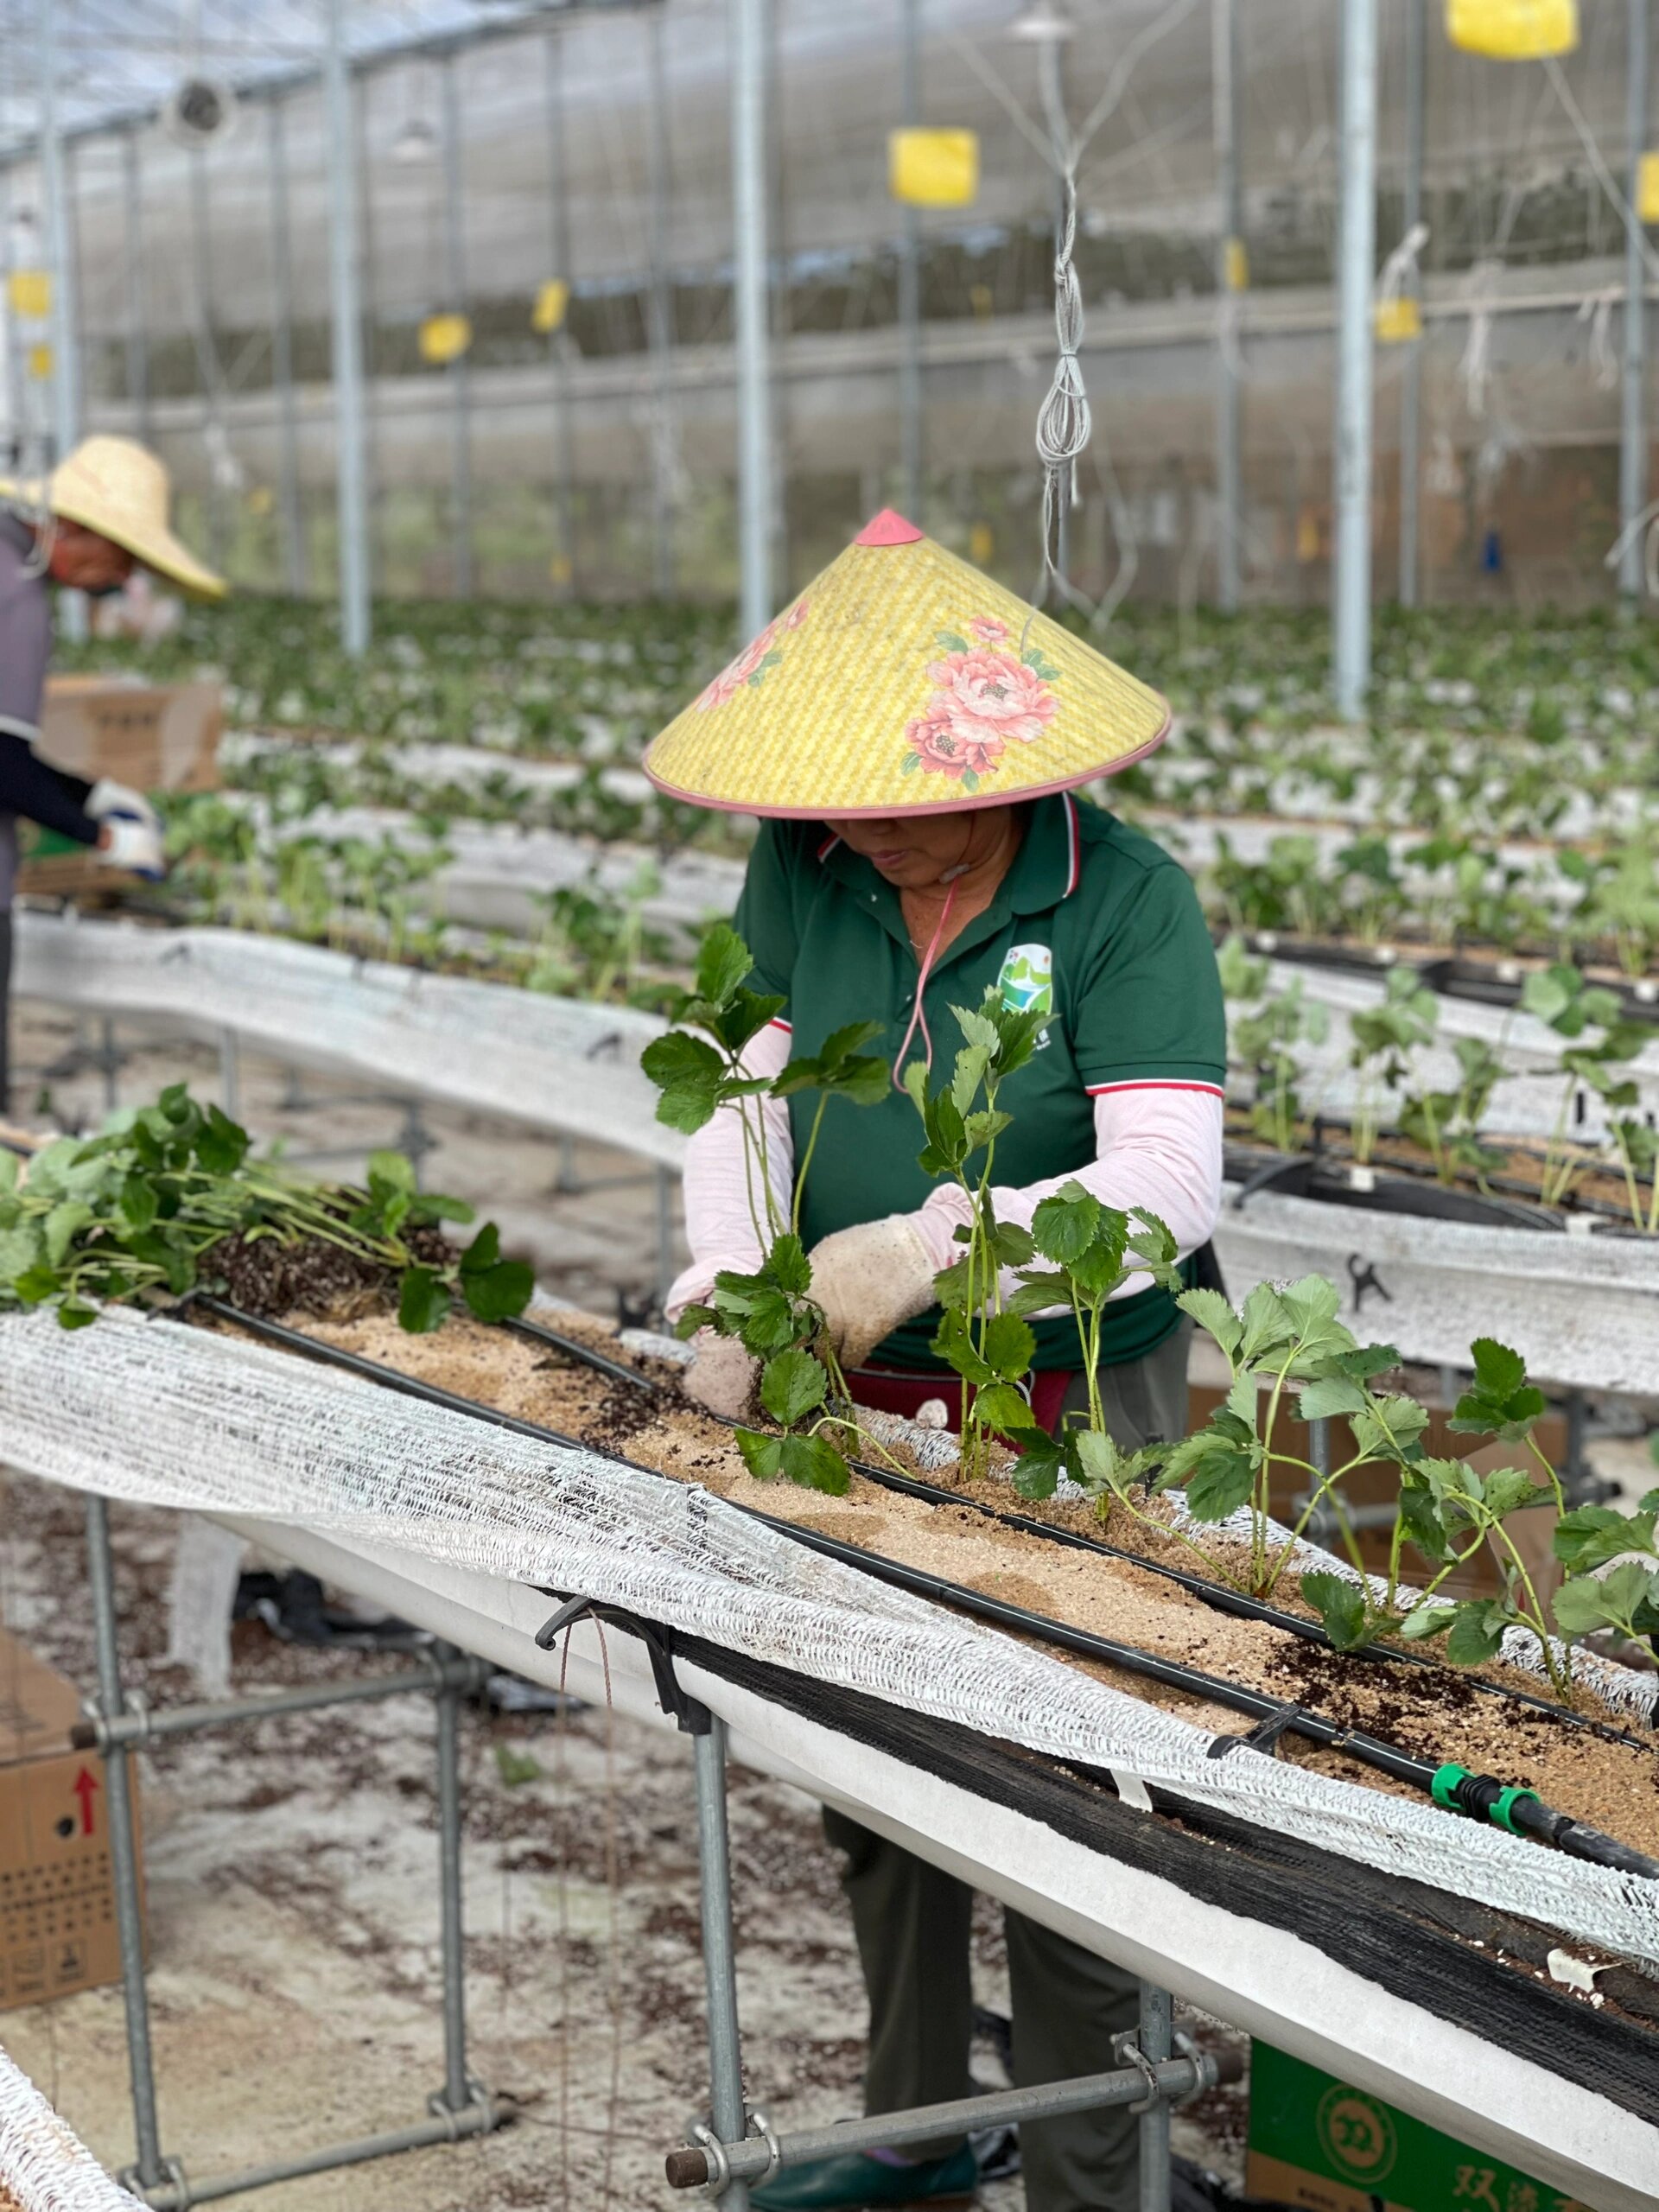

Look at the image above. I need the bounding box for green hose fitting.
[1491,1785,1541,1834]
[1430,1761,1469,1811]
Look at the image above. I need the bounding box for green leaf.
[1300,1570,1370,1650]
[973,1382,1032,1435]
[1444,1600,1509,1668]
[1032,1184,1102,1267]
[696,923,753,1008]
[777,1431,850,1495]
[1185,1447,1256,1523]
[1553,1562,1659,1638]
[1296,1375,1367,1421]
[1396,1600,1455,1641]
[460,1222,501,1274]
[43,1202,93,1268]
[1072,1427,1162,1501]
[1176,1287,1243,1365]
[1554,1504,1658,1573]
[1481,1466,1541,1520]
[641,1032,728,1134]
[931,1306,995,1387]
[1007,1426,1068,1499]
[981,1310,1035,1382]
[1007,1270,1073,1318]
[1351,1394,1429,1465]
[734,1427,785,1481]
[936,629,971,654]
[764,1233,812,1299]
[56,1297,99,1331]
[760,1348,828,1427]
[196,1105,251,1177]
[461,1256,535,1324]
[1449,1337,1547,1440]
[398,1266,451,1334]
[711,988,786,1055]
[117,1172,157,1236]
[367,1148,417,1194]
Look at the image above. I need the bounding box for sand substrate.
[207,1302,1659,1860]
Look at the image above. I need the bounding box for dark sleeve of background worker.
[0,512,98,1117]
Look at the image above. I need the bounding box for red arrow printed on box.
[72,1765,99,1837]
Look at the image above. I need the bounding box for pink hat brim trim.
[644,707,1173,819]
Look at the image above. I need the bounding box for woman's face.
[46,521,136,593]
[823,806,1014,891]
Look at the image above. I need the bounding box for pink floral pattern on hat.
[901,621,1061,792]
[695,598,810,711]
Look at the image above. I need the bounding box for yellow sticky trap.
[969,283,994,321]
[1224,237,1249,293]
[246,484,275,517]
[26,343,52,381]
[8,269,50,319]
[889,128,979,209]
[532,279,569,334]
[1296,507,1322,563]
[1639,153,1659,226]
[418,313,473,365]
[1446,0,1578,60]
[1375,296,1422,343]
[969,522,994,567]
[549,552,574,587]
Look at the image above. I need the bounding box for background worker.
[645,512,1225,2212]
[0,435,225,1116]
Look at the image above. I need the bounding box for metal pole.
[267,99,308,596]
[1332,0,1378,721]
[1038,32,1071,584]
[731,0,774,639]
[123,127,151,449]
[1213,0,1242,612]
[897,0,923,524]
[38,0,86,642]
[1398,0,1426,607]
[86,1496,167,2191]
[435,1639,470,2113]
[1619,0,1651,604]
[323,0,372,656]
[544,31,578,595]
[694,1718,751,2210]
[646,3,677,594]
[440,54,474,600]
[188,150,229,578]
[1137,1981,1173,2212]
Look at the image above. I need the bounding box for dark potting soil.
[204,1222,451,1320]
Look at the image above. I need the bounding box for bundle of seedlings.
[0,1084,532,1333]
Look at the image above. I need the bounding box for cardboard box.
[16,675,221,898]
[0,1626,142,2012]
[1246,2040,1588,2212]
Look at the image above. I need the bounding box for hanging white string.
[1577,287,1620,392]
[1604,496,1659,599]
[1376,220,1429,318]
[1458,257,1503,419]
[1034,173,1091,607]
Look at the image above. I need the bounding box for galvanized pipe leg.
[86,1495,167,2193]
[693,1717,750,2210]
[1137,1981,1173,2212]
[434,1639,470,2113]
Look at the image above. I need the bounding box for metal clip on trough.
[535,1594,1242,2212]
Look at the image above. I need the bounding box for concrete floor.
[2,997,1249,2211]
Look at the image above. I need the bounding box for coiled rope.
[1034,173,1090,607]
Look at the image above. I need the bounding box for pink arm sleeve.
[665,1020,796,1321]
[914,1085,1224,1306]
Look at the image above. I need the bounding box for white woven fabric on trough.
[0,2040,142,2212]
[2,1309,1656,1970]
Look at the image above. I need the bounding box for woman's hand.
[805,1215,938,1370]
[680,1329,760,1421]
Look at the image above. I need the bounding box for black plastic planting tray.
[1224,1145,1618,1234]
[1232,930,1659,1027]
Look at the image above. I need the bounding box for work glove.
[804,1214,938,1370]
[88,780,166,880]
[680,1328,760,1421]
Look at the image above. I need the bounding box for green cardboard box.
[1246,2041,1594,2212]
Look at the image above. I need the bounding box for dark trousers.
[0,907,11,1120]
[824,1322,1192,2212]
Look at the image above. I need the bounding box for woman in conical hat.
[649,513,1224,2212]
[0,435,225,1116]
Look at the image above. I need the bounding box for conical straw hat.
[644,512,1169,817]
[0,435,226,599]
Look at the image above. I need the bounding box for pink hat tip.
[854,508,925,547]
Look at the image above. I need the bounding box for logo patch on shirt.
[999,942,1053,1046]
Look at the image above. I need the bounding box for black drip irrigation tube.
[172,1294,1659,1881]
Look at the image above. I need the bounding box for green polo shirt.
[733,791,1226,1373]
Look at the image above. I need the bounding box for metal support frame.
[37,0,86,642]
[537,1599,1231,2210]
[1397,0,1426,607]
[1332,0,1378,721]
[440,52,475,600]
[897,0,924,525]
[123,125,152,451]
[265,99,308,598]
[1618,0,1651,604]
[188,147,229,579]
[1038,29,1071,586]
[82,1497,505,2209]
[543,29,578,597]
[731,0,775,639]
[645,2,678,594]
[1212,0,1242,613]
[323,0,372,657]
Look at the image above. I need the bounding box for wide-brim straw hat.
[0,434,226,599]
[644,511,1170,817]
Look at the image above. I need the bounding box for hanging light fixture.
[1008,2,1074,41]
[391,117,440,165]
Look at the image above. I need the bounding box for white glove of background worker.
[681,1328,761,1421]
[87,779,166,880]
[804,1214,938,1371]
